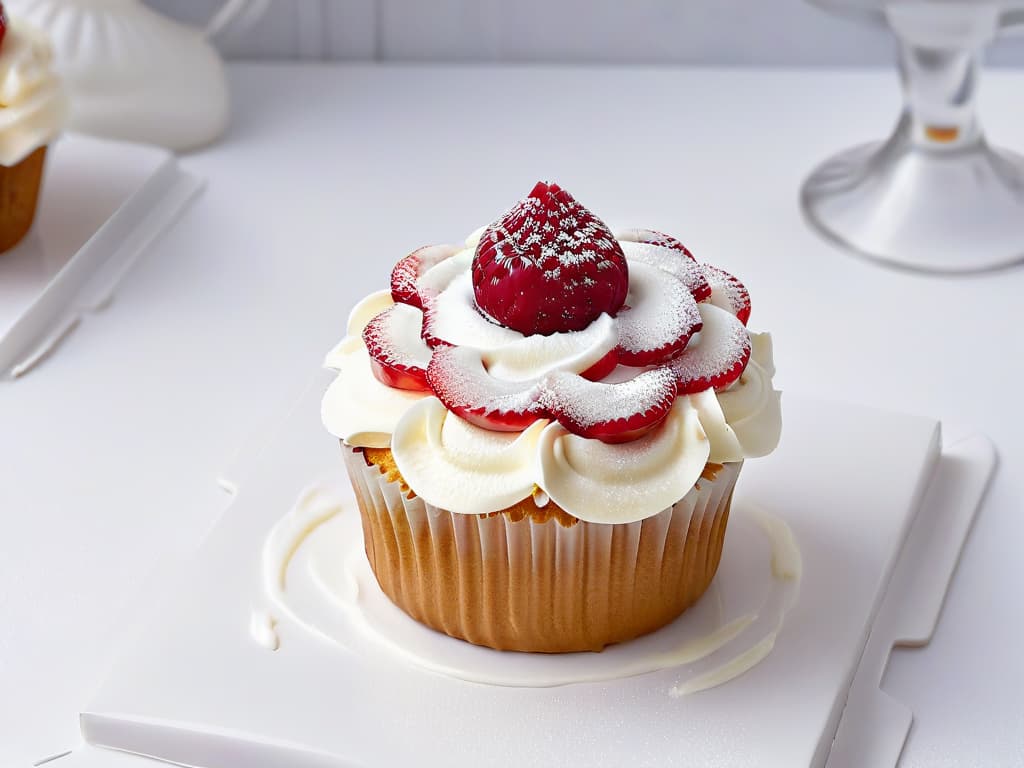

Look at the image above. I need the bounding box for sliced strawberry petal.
[416,247,474,300]
[539,368,677,444]
[703,264,752,326]
[424,273,619,381]
[362,304,434,391]
[614,262,702,366]
[669,304,751,395]
[426,346,546,431]
[620,241,711,302]
[616,229,696,261]
[579,348,620,381]
[391,244,460,309]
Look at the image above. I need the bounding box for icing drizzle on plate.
[252,485,801,696]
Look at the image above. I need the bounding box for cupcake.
[322,182,781,653]
[0,5,67,254]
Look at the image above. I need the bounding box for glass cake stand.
[801,1,1024,273]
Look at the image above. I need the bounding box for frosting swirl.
[323,185,780,523]
[324,254,781,523]
[0,17,66,167]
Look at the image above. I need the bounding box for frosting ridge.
[323,222,782,523]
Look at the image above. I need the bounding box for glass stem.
[898,41,983,149]
[886,3,1000,151]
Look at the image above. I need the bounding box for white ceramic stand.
[75,381,995,768]
[0,134,202,378]
[5,0,268,151]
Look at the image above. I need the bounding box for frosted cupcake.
[322,182,781,652]
[0,6,67,253]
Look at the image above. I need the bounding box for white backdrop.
[147,0,1024,66]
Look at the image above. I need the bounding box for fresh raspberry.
[472,182,628,336]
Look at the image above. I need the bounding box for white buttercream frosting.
[717,333,782,459]
[322,231,782,522]
[321,346,428,448]
[484,312,617,381]
[391,397,548,514]
[0,18,66,166]
[536,397,710,524]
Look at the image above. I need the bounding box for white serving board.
[78,382,994,768]
[0,134,202,378]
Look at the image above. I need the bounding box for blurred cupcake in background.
[0,3,67,254]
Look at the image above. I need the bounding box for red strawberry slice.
[0,6,7,49]
[619,241,711,302]
[540,368,677,444]
[418,297,449,349]
[615,262,702,366]
[617,229,696,261]
[362,304,434,391]
[669,304,751,394]
[703,264,752,326]
[426,345,546,431]
[579,348,620,381]
[391,244,460,309]
[472,181,629,336]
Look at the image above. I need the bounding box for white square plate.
[79,383,994,768]
[0,134,201,378]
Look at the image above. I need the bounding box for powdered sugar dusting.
[482,192,619,274]
[541,368,676,428]
[703,264,752,326]
[620,241,711,301]
[390,244,460,308]
[539,368,677,441]
[363,304,433,370]
[670,304,752,394]
[616,228,697,261]
[427,345,544,429]
[417,248,474,298]
[615,262,702,366]
[424,272,525,349]
[370,201,761,442]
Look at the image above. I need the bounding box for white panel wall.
[145,0,1024,66]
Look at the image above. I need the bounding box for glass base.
[801,133,1024,274]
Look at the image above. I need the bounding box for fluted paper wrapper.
[342,447,741,653]
[0,146,47,254]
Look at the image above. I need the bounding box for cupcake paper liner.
[343,447,740,653]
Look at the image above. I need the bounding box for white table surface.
[3,63,1022,768]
